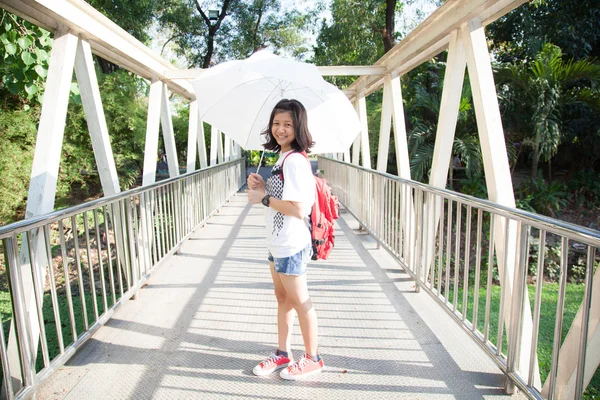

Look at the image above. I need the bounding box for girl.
[247,99,323,380]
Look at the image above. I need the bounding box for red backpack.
[281,151,339,260]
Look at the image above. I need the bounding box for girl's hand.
[247,173,265,190]
[247,189,266,205]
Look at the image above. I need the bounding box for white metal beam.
[8,30,79,392]
[74,38,120,195]
[210,126,219,167]
[197,120,208,169]
[357,92,371,169]
[376,76,393,173]
[216,130,224,164]
[224,135,231,162]
[390,75,410,179]
[186,100,199,173]
[142,81,162,186]
[462,18,540,391]
[160,83,179,178]
[429,29,466,189]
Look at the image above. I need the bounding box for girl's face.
[271,111,296,152]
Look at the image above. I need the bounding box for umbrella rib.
[246,84,283,147]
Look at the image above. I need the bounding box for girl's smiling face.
[271,111,296,152]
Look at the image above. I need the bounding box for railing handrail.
[320,156,600,246]
[0,158,244,238]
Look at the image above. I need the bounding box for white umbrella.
[191,50,360,154]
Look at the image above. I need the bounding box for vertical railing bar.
[118,199,132,290]
[484,214,496,343]
[529,229,546,386]
[574,246,595,399]
[25,231,50,368]
[125,197,138,292]
[0,258,15,398]
[506,222,528,394]
[71,215,89,330]
[43,225,64,354]
[473,209,483,332]
[102,205,117,306]
[393,181,399,256]
[453,201,462,312]
[6,235,35,387]
[152,190,162,262]
[141,192,153,274]
[444,199,453,304]
[110,203,124,299]
[83,212,99,321]
[496,217,511,356]
[422,191,430,287]
[131,195,141,282]
[58,220,77,342]
[93,210,108,314]
[415,189,424,288]
[398,181,404,260]
[437,197,445,296]
[158,187,167,258]
[548,236,569,399]
[165,184,174,251]
[462,205,472,322]
[428,194,436,290]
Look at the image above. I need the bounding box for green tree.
[487,0,600,62]
[0,10,52,103]
[158,0,319,68]
[497,43,600,180]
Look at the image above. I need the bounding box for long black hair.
[261,99,315,153]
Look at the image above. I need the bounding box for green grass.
[1,287,117,377]
[445,282,599,398]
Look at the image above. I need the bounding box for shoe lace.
[289,354,312,372]
[260,353,281,368]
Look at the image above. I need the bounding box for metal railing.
[319,156,599,400]
[0,158,245,399]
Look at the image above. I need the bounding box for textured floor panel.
[37,193,525,400]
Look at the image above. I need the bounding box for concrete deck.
[37,191,525,400]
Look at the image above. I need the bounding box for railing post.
[506,222,528,394]
[5,236,35,389]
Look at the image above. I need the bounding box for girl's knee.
[290,297,312,314]
[273,288,287,304]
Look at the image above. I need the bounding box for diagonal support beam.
[160,83,179,178]
[6,30,79,393]
[74,38,120,195]
[462,18,540,391]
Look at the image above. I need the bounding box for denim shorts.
[268,244,313,276]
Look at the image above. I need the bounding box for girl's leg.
[269,261,294,353]
[279,273,318,356]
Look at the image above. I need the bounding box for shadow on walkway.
[37,192,523,400]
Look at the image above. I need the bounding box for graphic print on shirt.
[266,164,285,237]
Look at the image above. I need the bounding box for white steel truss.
[0,0,597,398]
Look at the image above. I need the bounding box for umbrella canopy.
[191,51,360,154]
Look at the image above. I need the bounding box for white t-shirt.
[265,151,316,258]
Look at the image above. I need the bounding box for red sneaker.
[280,353,324,380]
[252,352,293,376]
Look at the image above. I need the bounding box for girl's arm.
[247,189,303,219]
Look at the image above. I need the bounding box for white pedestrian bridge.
[0,0,598,398]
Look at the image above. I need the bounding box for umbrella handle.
[255,150,266,175]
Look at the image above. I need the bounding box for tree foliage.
[158,0,320,68]
[0,11,52,103]
[487,0,600,62]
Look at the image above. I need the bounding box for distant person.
[247,99,323,380]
